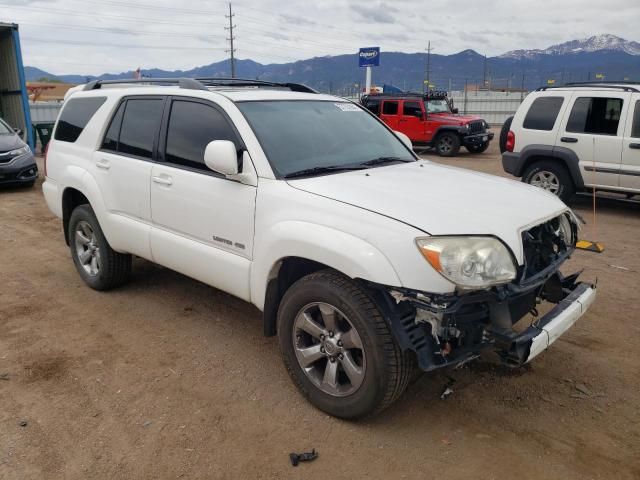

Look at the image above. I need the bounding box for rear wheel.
[522,160,575,202]
[435,132,461,157]
[68,204,131,290]
[466,141,490,154]
[277,270,413,419]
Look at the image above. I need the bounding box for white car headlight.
[416,236,517,289]
[9,145,30,157]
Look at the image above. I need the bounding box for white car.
[43,78,595,418]
[502,82,640,201]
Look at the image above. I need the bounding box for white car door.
[620,93,640,191]
[91,96,165,259]
[149,97,257,301]
[556,91,629,187]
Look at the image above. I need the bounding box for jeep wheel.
[435,132,461,157]
[499,116,514,153]
[523,161,575,202]
[466,141,490,154]
[277,270,414,419]
[68,204,131,290]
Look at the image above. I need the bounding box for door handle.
[152,175,173,186]
[560,137,578,143]
[629,143,640,149]
[96,159,111,170]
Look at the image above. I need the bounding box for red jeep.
[361,91,494,157]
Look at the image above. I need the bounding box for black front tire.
[277,270,414,419]
[435,132,461,157]
[522,160,575,202]
[68,204,132,291]
[466,141,490,154]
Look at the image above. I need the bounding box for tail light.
[43,142,50,177]
[506,131,515,152]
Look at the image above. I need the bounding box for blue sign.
[359,47,380,67]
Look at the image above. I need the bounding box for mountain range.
[26,34,640,93]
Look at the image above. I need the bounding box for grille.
[521,213,575,279]
[468,121,485,135]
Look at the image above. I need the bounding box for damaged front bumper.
[365,270,595,373]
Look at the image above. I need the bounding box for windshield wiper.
[283,165,367,179]
[359,156,413,167]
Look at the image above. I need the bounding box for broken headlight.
[416,236,517,289]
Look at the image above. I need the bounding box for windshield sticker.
[334,103,362,112]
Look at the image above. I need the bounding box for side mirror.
[394,131,412,150]
[13,127,23,136]
[451,107,459,114]
[204,140,238,176]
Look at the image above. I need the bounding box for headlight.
[557,212,575,246]
[9,145,30,157]
[416,236,517,289]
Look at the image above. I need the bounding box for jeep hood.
[428,113,482,124]
[287,161,568,263]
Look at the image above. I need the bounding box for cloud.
[350,4,396,24]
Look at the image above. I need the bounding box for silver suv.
[502,82,640,201]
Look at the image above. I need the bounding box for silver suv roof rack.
[83,77,318,94]
[537,81,640,93]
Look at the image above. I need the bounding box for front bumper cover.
[462,131,494,146]
[0,152,38,185]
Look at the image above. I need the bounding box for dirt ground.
[1,142,639,479]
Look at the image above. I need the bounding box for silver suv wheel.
[74,220,101,276]
[292,302,366,397]
[529,171,560,194]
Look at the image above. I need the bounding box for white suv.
[43,78,596,418]
[503,82,640,201]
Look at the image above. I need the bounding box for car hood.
[287,161,568,263]
[428,113,482,124]
[0,133,25,153]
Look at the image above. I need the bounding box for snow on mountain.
[501,34,640,59]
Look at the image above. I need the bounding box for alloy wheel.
[530,171,560,194]
[292,302,366,397]
[74,220,101,276]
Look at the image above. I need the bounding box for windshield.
[238,100,415,177]
[425,99,451,114]
[0,118,12,135]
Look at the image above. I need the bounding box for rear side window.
[117,99,164,159]
[101,102,125,152]
[631,100,640,138]
[566,97,623,135]
[165,100,239,171]
[363,98,380,115]
[54,97,106,142]
[522,96,564,131]
[382,101,398,115]
[403,101,423,117]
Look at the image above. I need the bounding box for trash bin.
[34,123,55,153]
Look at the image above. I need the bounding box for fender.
[431,125,467,139]
[503,144,584,189]
[250,221,402,310]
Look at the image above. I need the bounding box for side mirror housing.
[204,140,238,176]
[13,127,23,136]
[394,131,413,150]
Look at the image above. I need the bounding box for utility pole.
[225,3,237,78]
[424,41,434,93]
[482,54,488,89]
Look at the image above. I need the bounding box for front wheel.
[466,141,490,154]
[435,132,461,157]
[277,271,414,419]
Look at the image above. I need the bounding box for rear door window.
[566,97,623,135]
[522,96,564,131]
[630,100,640,138]
[382,101,399,115]
[101,102,125,152]
[117,98,165,159]
[54,97,106,142]
[164,100,240,172]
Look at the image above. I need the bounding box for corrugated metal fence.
[449,91,526,126]
[30,101,62,123]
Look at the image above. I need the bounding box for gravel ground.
[1,142,639,479]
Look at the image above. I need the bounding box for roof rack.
[83,77,319,94]
[536,82,639,93]
[361,90,449,100]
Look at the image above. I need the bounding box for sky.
[2,0,639,76]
